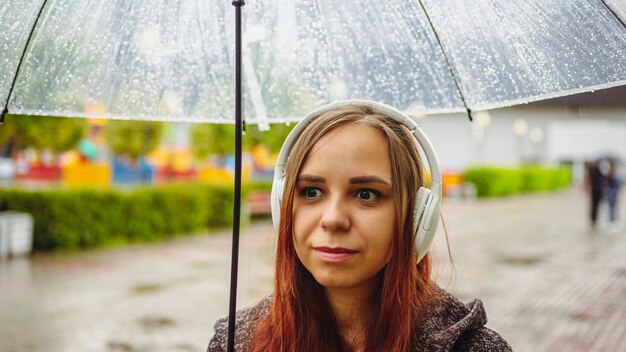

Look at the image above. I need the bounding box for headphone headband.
[271,99,442,263]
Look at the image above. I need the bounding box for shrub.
[551,167,573,189]
[0,183,243,250]
[520,166,552,192]
[464,165,571,198]
[245,180,274,193]
[463,167,522,197]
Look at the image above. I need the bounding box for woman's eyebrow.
[297,174,325,183]
[349,176,391,186]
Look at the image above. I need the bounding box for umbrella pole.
[228,1,245,352]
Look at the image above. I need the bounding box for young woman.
[208,100,511,351]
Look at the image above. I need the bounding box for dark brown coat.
[208,289,512,351]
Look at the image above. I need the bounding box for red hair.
[249,107,435,351]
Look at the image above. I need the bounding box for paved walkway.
[0,187,624,352]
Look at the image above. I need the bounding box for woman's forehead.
[311,122,387,153]
[299,123,392,181]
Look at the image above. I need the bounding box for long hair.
[249,106,435,352]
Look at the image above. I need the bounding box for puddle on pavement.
[172,343,196,351]
[190,260,215,269]
[138,315,176,329]
[175,275,204,284]
[107,340,194,352]
[107,340,138,352]
[131,276,203,295]
[613,267,626,277]
[496,255,544,266]
[131,283,168,294]
[571,305,614,321]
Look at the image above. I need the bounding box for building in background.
[419,86,626,183]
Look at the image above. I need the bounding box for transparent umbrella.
[2,0,626,123]
[2,1,626,351]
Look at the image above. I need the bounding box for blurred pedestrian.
[603,160,622,233]
[585,160,605,230]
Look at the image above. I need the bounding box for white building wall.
[418,107,626,181]
[547,118,626,162]
[416,114,471,172]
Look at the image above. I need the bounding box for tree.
[0,114,87,158]
[190,123,236,160]
[246,123,296,153]
[20,116,87,154]
[189,122,296,163]
[104,120,164,161]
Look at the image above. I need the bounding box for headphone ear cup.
[414,187,430,234]
[270,176,285,232]
[414,187,432,261]
[277,178,284,208]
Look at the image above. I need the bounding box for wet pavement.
[0,187,624,352]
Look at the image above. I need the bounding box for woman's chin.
[311,272,354,289]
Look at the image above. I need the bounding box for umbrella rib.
[600,0,626,30]
[417,0,473,121]
[1,0,51,124]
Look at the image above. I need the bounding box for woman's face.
[292,123,395,293]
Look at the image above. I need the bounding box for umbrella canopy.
[2,0,626,123]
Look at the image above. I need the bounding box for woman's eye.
[356,189,378,201]
[304,187,322,199]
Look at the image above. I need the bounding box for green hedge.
[246,180,274,193]
[464,165,572,198]
[0,183,241,250]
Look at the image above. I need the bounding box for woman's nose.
[320,196,350,232]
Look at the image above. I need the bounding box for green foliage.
[19,115,87,153]
[464,165,572,198]
[0,121,15,147]
[245,180,274,193]
[1,114,87,153]
[246,123,296,153]
[519,166,553,192]
[189,122,296,161]
[190,123,236,159]
[550,167,573,189]
[463,167,523,197]
[105,120,165,160]
[0,183,240,250]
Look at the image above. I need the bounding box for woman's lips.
[313,247,358,263]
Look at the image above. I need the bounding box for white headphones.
[270,100,442,263]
